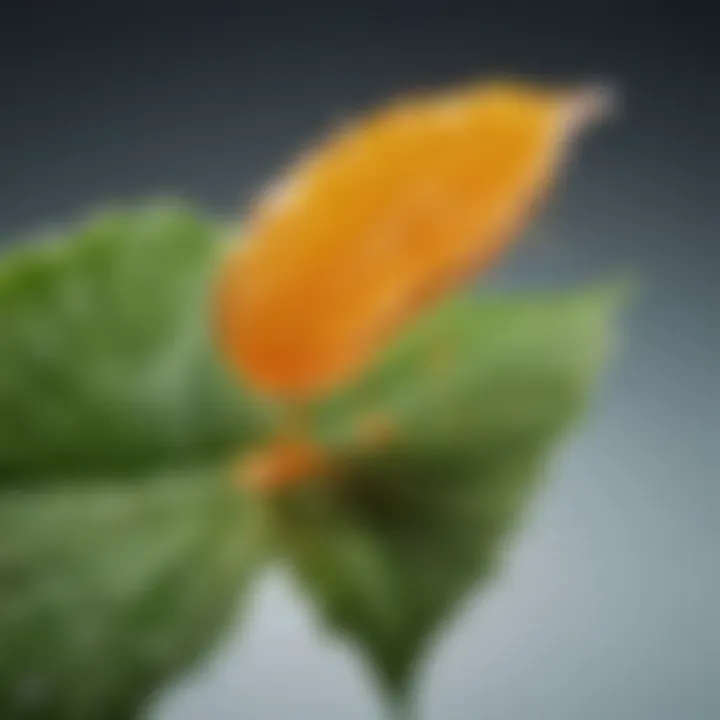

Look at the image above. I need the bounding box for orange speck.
[236,437,329,491]
[216,80,613,400]
[354,412,397,449]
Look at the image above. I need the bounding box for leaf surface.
[0,206,268,719]
[273,286,622,702]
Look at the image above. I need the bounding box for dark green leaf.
[272,285,624,704]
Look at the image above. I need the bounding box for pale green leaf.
[0,205,270,719]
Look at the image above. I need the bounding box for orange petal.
[216,79,612,400]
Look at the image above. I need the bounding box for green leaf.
[0,200,625,719]
[0,205,270,718]
[271,285,623,706]
[0,204,270,482]
[0,474,263,719]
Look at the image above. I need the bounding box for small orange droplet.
[354,412,397,450]
[236,438,329,491]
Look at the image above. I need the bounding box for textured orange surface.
[216,80,607,400]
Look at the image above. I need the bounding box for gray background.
[1,1,718,718]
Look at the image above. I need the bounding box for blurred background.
[1,1,718,718]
